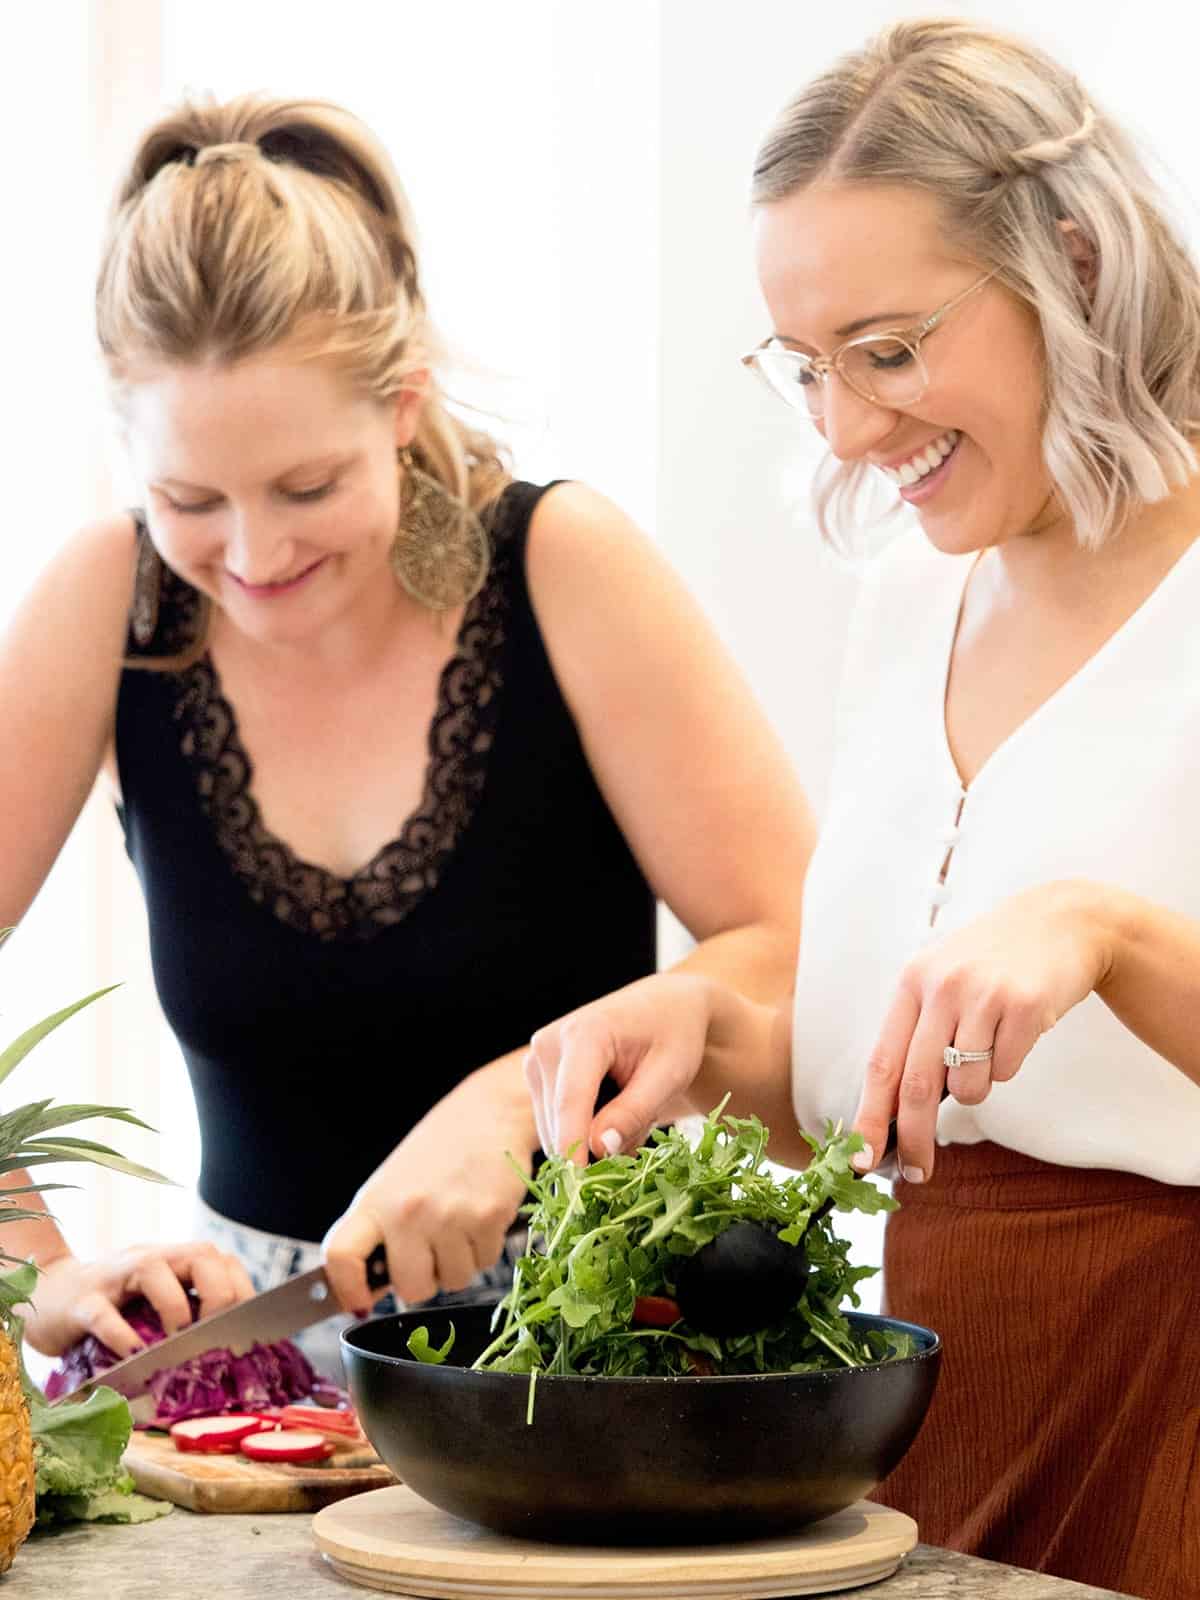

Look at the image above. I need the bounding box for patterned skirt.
[872,1141,1200,1599]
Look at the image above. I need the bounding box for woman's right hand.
[22,1242,257,1359]
[523,972,715,1161]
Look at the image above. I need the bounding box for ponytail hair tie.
[194,141,263,168]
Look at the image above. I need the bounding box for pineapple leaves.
[0,1104,155,1144]
[0,982,174,1186]
[0,1184,75,1199]
[17,1143,171,1186]
[0,985,121,1091]
[0,973,179,1527]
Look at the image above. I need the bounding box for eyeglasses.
[741,271,995,419]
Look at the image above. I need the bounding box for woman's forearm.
[667,917,799,1007]
[1086,882,1200,1085]
[453,1048,541,1162]
[682,976,806,1167]
[664,919,806,1164]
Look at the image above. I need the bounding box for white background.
[3,1,1196,1308]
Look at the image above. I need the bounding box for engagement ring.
[943,1045,995,1068]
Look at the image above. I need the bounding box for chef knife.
[72,1245,390,1424]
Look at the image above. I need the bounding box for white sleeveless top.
[791,529,1200,1186]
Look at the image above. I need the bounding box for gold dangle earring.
[131,523,165,647]
[390,448,490,611]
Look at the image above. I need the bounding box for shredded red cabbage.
[44,1294,346,1421]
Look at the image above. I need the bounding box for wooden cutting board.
[311,1485,919,1598]
[124,1429,395,1513]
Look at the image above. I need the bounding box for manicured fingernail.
[851,1146,874,1173]
[600,1128,623,1156]
[130,1345,144,1355]
[353,1307,370,1321]
[901,1165,925,1184]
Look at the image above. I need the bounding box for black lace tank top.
[115,482,656,1240]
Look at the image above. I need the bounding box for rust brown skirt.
[872,1141,1200,1599]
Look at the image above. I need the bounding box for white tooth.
[924,445,943,471]
[882,466,901,482]
[899,463,919,485]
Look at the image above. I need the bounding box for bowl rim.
[341,1307,941,1384]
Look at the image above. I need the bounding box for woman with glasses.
[526,19,1200,1597]
[0,94,812,1379]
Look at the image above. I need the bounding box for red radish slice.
[240,1429,335,1464]
[277,1405,363,1439]
[170,1415,267,1454]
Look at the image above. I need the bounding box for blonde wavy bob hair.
[97,92,510,646]
[753,17,1200,551]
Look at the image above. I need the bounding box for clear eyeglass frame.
[741,270,996,417]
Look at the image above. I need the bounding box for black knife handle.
[365,1244,391,1293]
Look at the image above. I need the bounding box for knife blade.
[72,1245,389,1424]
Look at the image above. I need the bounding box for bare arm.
[1091,883,1200,1082]
[0,515,136,929]
[851,878,1200,1187]
[0,517,256,1352]
[0,1175,71,1271]
[525,970,809,1169]
[518,485,815,1165]
[0,516,135,1278]
[323,484,817,1308]
[526,482,814,1001]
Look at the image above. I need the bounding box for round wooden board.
[312,1485,918,1598]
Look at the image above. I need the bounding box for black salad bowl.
[342,1303,941,1545]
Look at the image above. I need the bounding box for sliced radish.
[171,1415,268,1454]
[240,1429,335,1465]
[277,1405,363,1440]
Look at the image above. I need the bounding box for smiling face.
[123,350,420,647]
[753,182,1054,556]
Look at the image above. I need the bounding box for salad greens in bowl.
[342,1107,940,1544]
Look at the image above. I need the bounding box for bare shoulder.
[519,480,813,947]
[524,481,699,657]
[0,506,139,713]
[7,512,139,657]
[0,513,140,925]
[526,480,661,589]
[48,510,140,596]
[523,479,730,681]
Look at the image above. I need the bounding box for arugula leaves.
[406,1324,456,1366]
[467,1107,910,1380]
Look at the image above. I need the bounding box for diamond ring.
[943,1045,995,1068]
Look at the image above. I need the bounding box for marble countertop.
[2,1509,1136,1598]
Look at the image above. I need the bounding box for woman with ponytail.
[0,95,810,1377]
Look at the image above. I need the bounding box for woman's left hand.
[321,1060,536,1316]
[852,881,1112,1183]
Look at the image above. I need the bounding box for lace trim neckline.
[151,501,517,942]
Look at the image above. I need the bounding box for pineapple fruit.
[0,958,169,1571]
[0,1311,32,1570]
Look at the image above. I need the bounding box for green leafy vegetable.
[405,1323,456,1365]
[0,1264,170,1527]
[470,1107,912,1381]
